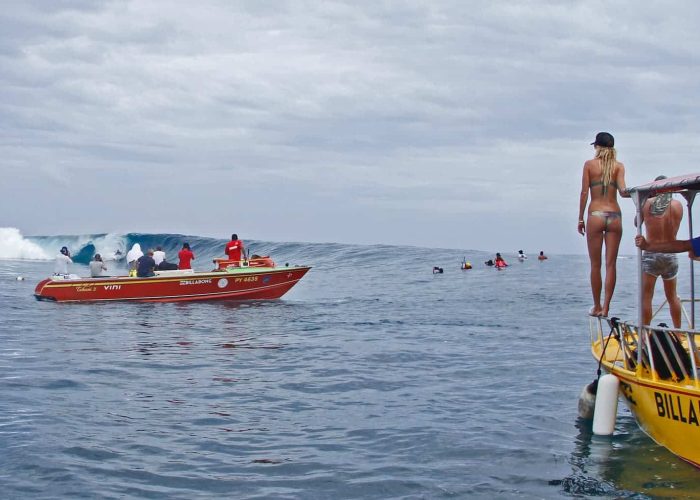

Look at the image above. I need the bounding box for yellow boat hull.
[593,335,700,468]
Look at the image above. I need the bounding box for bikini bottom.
[589,210,621,228]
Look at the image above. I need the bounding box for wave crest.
[0,228,52,260]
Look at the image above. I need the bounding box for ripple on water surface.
[2,250,700,498]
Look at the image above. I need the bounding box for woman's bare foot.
[600,307,609,318]
[589,306,603,317]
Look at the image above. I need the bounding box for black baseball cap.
[591,132,614,148]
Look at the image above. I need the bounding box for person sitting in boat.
[126,243,143,277]
[225,234,245,264]
[178,242,195,270]
[152,246,166,267]
[518,250,527,260]
[89,254,108,277]
[136,250,157,278]
[54,246,72,276]
[157,258,179,271]
[637,176,683,328]
[538,251,548,260]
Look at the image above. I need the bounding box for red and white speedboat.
[34,262,311,303]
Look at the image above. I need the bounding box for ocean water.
[1,230,700,499]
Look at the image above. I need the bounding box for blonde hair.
[595,147,617,192]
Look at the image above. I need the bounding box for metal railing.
[589,314,700,387]
[651,298,700,329]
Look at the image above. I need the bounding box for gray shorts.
[642,252,679,280]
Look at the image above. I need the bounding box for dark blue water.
[2,235,699,499]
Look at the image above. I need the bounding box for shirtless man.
[636,176,683,327]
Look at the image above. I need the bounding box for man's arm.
[635,235,692,253]
[616,163,630,198]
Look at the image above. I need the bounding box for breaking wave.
[0,228,128,263]
[0,227,333,266]
[0,227,499,268]
[0,228,50,260]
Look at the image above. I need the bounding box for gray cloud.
[1,1,700,253]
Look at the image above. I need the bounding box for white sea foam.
[0,227,51,260]
[0,228,126,261]
[92,233,126,261]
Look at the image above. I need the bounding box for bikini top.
[590,179,619,195]
[589,179,618,189]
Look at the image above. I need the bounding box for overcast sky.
[2,1,700,254]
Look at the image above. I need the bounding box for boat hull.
[34,266,311,303]
[609,365,700,468]
[591,327,700,468]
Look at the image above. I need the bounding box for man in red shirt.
[178,242,195,270]
[225,234,245,263]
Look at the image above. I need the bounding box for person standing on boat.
[89,254,108,277]
[578,132,630,317]
[126,243,143,276]
[54,246,72,275]
[178,242,195,270]
[225,234,245,264]
[637,176,683,328]
[152,246,166,267]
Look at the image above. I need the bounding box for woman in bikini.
[578,132,629,317]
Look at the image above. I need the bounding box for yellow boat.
[590,173,700,469]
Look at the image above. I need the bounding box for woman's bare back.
[583,158,626,212]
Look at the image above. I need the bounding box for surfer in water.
[494,253,508,268]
